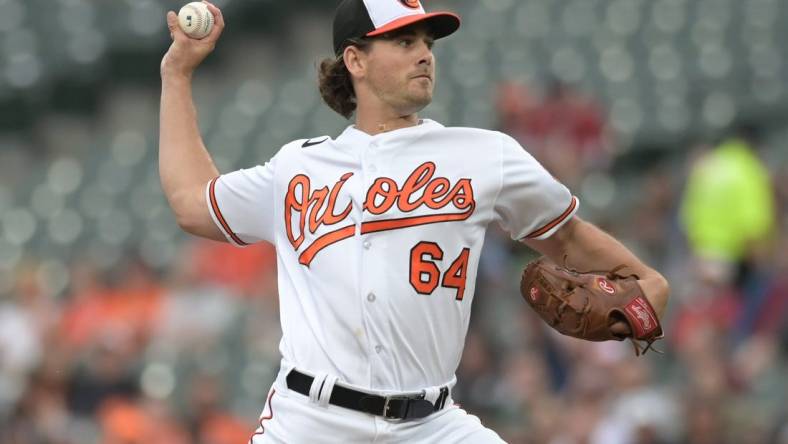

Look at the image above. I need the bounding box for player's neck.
[354,106,420,136]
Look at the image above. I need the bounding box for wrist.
[637,274,670,319]
[161,69,193,83]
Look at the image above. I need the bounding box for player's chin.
[407,86,433,105]
[406,94,432,112]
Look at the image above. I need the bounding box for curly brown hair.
[318,38,371,119]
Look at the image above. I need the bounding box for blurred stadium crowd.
[0,0,787,443]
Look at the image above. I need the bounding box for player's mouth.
[411,73,433,81]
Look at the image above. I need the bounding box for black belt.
[285,369,450,420]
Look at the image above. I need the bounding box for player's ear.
[343,45,367,79]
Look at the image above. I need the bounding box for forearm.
[528,217,670,317]
[159,73,219,227]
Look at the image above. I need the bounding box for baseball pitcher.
[159,0,670,442]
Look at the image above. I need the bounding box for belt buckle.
[382,395,410,421]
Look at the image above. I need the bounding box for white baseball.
[178,2,214,39]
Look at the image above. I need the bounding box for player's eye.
[398,38,412,48]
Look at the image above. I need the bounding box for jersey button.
[367,292,376,302]
[363,240,371,249]
[375,345,383,354]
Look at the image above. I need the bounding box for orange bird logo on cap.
[399,0,421,9]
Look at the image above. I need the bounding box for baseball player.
[159,0,670,442]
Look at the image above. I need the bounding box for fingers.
[203,1,225,40]
[609,321,632,338]
[166,11,176,39]
[166,11,186,42]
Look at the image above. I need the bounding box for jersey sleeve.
[493,133,579,240]
[205,157,278,246]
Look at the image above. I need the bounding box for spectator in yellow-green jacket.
[680,124,777,285]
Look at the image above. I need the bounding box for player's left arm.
[522,216,670,319]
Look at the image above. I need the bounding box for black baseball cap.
[333,0,461,56]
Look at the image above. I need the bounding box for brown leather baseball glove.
[521,256,664,356]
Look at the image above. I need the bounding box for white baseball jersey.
[206,119,578,392]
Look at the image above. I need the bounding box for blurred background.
[0,0,787,442]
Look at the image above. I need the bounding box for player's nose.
[416,41,433,67]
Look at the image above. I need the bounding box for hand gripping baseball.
[161,1,225,78]
[521,257,664,356]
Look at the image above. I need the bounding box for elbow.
[174,207,224,242]
[168,189,207,236]
[174,211,204,236]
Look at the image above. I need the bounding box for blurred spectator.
[496,78,612,187]
[98,396,189,444]
[682,397,727,444]
[154,245,242,353]
[3,368,77,444]
[59,258,163,354]
[0,297,39,414]
[753,236,788,338]
[624,167,682,270]
[679,124,777,286]
[188,240,277,298]
[591,360,680,444]
[185,373,251,444]
[453,331,503,419]
[66,339,140,416]
[0,261,63,425]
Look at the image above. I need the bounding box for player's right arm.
[158,1,226,241]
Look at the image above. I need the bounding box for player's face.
[364,25,436,114]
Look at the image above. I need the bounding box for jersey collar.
[335,119,442,149]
